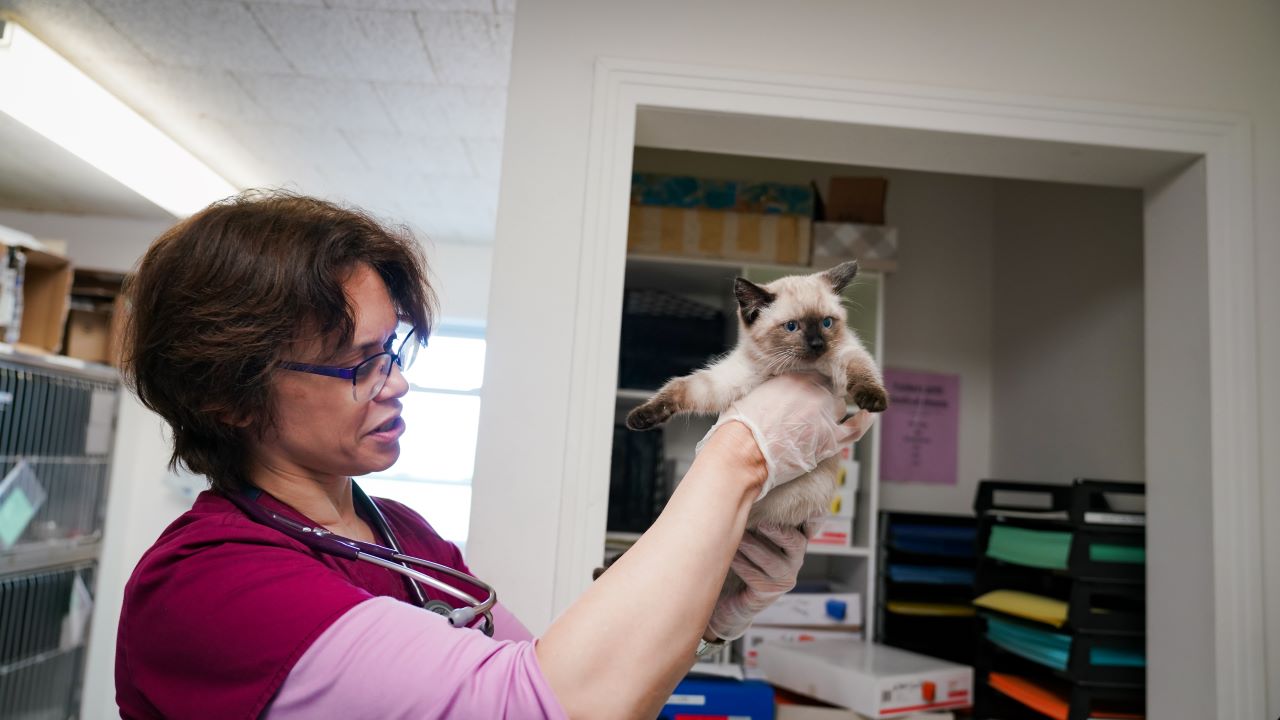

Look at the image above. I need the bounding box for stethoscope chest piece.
[424,600,453,618]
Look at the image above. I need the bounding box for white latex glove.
[698,373,876,500]
[707,522,816,641]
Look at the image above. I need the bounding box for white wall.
[1141,159,1217,720]
[990,180,1145,483]
[482,0,1279,714]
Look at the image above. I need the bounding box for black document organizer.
[971,479,1147,720]
[875,510,978,666]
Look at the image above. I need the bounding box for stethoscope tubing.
[228,484,497,634]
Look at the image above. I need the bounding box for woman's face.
[250,264,410,484]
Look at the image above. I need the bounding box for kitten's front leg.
[626,353,757,430]
[842,344,889,413]
[625,376,693,430]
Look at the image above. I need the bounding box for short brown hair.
[122,191,437,495]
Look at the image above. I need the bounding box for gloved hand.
[699,373,876,500]
[707,522,815,641]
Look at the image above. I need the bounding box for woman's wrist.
[703,420,767,495]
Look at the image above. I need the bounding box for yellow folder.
[972,590,1068,627]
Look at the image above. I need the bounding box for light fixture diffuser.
[0,20,237,217]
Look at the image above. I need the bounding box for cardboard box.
[742,626,863,679]
[64,308,112,365]
[63,270,127,366]
[825,177,887,225]
[759,639,973,718]
[812,222,898,272]
[0,242,73,354]
[753,590,862,628]
[628,206,812,265]
[632,173,815,216]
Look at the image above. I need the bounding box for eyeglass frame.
[278,325,422,401]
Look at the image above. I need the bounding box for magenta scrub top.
[115,490,564,719]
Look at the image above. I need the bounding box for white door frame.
[557,58,1260,717]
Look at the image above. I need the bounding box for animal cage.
[0,350,118,720]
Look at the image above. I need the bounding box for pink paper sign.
[879,368,960,485]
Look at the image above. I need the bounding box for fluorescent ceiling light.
[0,20,237,217]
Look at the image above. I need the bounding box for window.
[359,330,485,553]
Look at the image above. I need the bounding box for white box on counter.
[741,626,862,679]
[753,590,862,628]
[759,639,973,719]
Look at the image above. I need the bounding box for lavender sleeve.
[265,597,567,719]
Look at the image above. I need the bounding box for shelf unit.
[971,479,1146,720]
[607,252,886,641]
[0,345,118,719]
[875,510,978,666]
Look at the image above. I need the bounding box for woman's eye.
[823,317,834,328]
[785,321,798,332]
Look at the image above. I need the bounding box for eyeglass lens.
[353,326,418,402]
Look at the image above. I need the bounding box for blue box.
[632,173,815,216]
[658,676,775,720]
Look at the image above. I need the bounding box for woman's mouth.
[369,416,404,439]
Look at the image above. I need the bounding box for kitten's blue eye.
[822,317,834,329]
[784,320,798,332]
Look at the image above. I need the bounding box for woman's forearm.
[535,421,766,720]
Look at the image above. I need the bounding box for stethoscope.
[227,482,497,636]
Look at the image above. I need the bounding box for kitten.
[625,260,887,532]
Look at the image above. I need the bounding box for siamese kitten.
[625,260,887,533]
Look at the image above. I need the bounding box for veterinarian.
[113,191,876,719]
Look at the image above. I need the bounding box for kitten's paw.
[626,401,671,430]
[851,383,889,413]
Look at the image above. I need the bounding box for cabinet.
[0,347,118,719]
[607,252,886,642]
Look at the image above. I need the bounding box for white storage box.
[829,444,859,518]
[753,590,861,628]
[809,516,853,547]
[759,639,972,718]
[741,626,862,679]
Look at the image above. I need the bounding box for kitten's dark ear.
[821,260,860,294]
[734,278,776,326]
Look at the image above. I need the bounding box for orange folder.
[987,672,1143,720]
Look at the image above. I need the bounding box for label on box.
[809,516,852,546]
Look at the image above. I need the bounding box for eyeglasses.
[280,325,421,402]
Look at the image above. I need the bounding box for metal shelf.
[0,540,102,576]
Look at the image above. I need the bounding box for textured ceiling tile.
[99,63,270,125]
[344,131,472,176]
[441,86,508,139]
[214,121,367,187]
[462,138,502,178]
[415,11,512,86]
[249,4,436,82]
[374,83,459,137]
[383,85,506,139]
[325,0,490,10]
[1,0,153,65]
[87,0,293,72]
[421,174,497,212]
[236,74,395,131]
[492,0,516,16]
